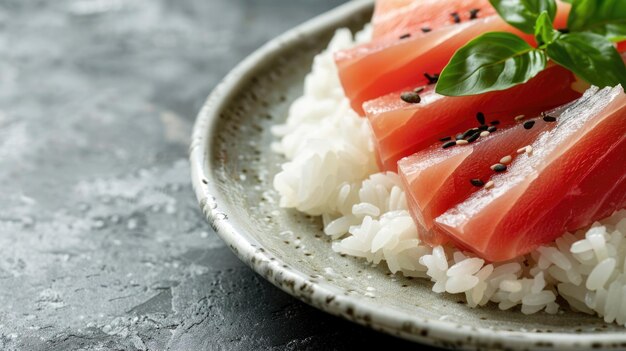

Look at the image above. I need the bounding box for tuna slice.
[400,86,626,261]
[398,115,552,246]
[335,7,570,115]
[366,64,585,171]
[371,0,495,41]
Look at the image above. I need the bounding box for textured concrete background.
[0,0,432,349]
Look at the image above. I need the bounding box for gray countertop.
[0,0,430,349]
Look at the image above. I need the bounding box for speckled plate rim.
[190,1,626,349]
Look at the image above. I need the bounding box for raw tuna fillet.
[403,86,625,262]
[335,7,570,115]
[371,0,495,40]
[398,115,552,246]
[366,64,585,171]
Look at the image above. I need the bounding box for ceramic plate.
[190,1,626,349]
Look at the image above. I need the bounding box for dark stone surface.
[0,0,434,349]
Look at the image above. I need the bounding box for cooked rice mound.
[272,26,626,324]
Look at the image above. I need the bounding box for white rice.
[271,27,626,324]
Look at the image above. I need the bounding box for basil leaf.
[535,11,558,46]
[489,0,557,34]
[547,32,626,88]
[568,0,626,42]
[436,32,547,96]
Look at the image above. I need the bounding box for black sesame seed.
[400,91,421,103]
[399,33,411,40]
[493,164,507,172]
[466,132,480,143]
[469,8,480,20]
[470,178,485,187]
[478,124,489,131]
[424,73,440,84]
[487,125,497,133]
[476,112,486,125]
[490,120,500,125]
[442,141,456,149]
[451,12,461,23]
[461,128,477,139]
[523,120,536,130]
[543,115,557,122]
[421,27,432,33]
[439,136,452,142]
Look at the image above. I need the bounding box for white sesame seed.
[526,145,534,155]
[480,131,489,137]
[456,139,469,145]
[484,181,494,189]
[514,114,526,121]
[517,147,526,154]
[500,155,512,164]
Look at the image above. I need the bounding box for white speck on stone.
[93,219,105,229]
[165,203,176,214]
[127,218,138,230]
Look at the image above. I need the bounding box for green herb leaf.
[546,32,626,88]
[568,0,626,42]
[560,0,572,3]
[535,11,558,46]
[436,32,547,96]
[489,0,557,33]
